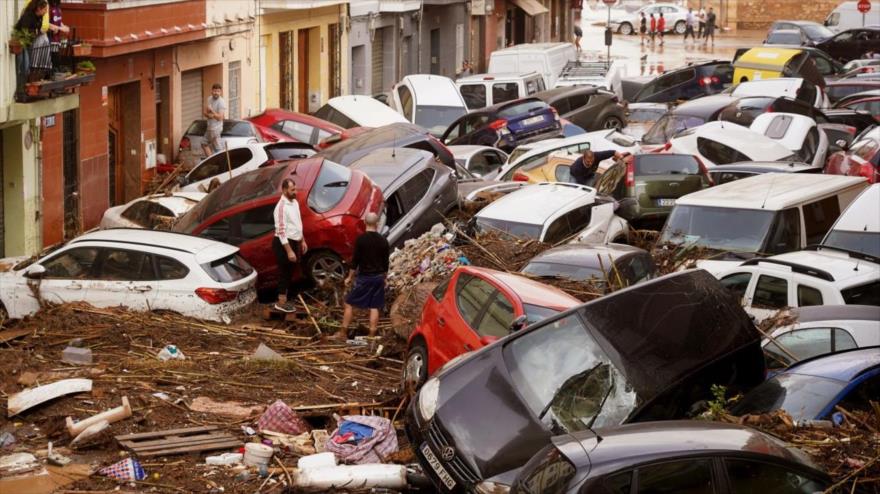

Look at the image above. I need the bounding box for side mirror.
[24,264,46,279]
[509,314,529,332]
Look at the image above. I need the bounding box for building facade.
[349,1,421,95]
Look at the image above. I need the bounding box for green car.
[595,153,712,225]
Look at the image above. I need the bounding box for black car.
[520,243,656,287]
[312,122,455,168]
[640,94,740,147]
[816,27,880,63]
[533,86,626,131]
[441,98,562,153]
[765,20,835,47]
[512,421,832,494]
[406,270,765,491]
[631,61,733,103]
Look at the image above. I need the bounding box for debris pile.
[387,225,464,295]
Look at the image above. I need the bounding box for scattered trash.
[46,442,71,466]
[99,457,147,481]
[0,432,14,448]
[294,452,408,492]
[387,226,462,294]
[298,451,336,470]
[205,452,243,465]
[7,378,93,417]
[312,430,329,454]
[325,415,398,465]
[241,426,256,436]
[116,426,241,457]
[156,344,185,361]
[70,420,109,447]
[0,452,41,476]
[234,470,251,481]
[152,392,170,401]
[66,396,132,436]
[61,346,93,365]
[243,443,274,467]
[0,452,91,494]
[261,430,315,456]
[189,396,263,418]
[257,400,311,436]
[251,343,285,361]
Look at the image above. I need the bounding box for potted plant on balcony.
[8,28,34,55]
[76,60,96,74]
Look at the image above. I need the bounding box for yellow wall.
[2,122,42,256]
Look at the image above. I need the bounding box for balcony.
[12,37,95,105]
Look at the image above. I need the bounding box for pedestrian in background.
[657,13,666,46]
[338,213,390,339]
[649,13,656,45]
[457,60,473,79]
[704,7,716,46]
[639,12,647,46]
[573,22,583,52]
[202,83,226,157]
[698,7,706,38]
[272,179,308,313]
[684,8,697,43]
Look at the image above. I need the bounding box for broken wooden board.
[115,426,241,457]
[7,379,92,417]
[0,328,32,344]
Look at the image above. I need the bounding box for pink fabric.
[325,415,398,464]
[257,400,311,435]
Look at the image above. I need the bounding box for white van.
[455,72,547,109]
[822,183,880,257]
[488,43,576,88]
[825,1,880,33]
[390,75,468,137]
[313,95,408,129]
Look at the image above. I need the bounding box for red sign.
[602,0,617,4]
[858,0,871,13]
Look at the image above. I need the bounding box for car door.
[89,247,158,311]
[722,457,829,492]
[436,273,496,363]
[400,168,440,245]
[747,273,791,321]
[151,254,195,314]
[30,246,101,307]
[198,202,277,286]
[565,93,592,129]
[592,457,719,494]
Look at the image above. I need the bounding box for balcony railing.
[13,34,95,103]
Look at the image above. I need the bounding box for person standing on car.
[704,7,716,46]
[657,13,666,46]
[684,8,697,43]
[202,83,226,157]
[337,213,390,339]
[649,13,656,46]
[639,12,647,46]
[570,149,625,186]
[273,179,308,313]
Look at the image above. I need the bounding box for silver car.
[447,145,509,179]
[609,3,689,35]
[177,119,263,168]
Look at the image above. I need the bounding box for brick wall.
[729,0,840,30]
[40,115,64,247]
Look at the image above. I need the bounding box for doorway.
[155,76,171,164]
[430,29,440,74]
[62,109,79,240]
[107,82,141,207]
[280,31,294,110]
[297,29,309,113]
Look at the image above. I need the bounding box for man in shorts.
[203,83,226,156]
[337,213,390,339]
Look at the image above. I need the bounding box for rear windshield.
[823,231,880,258]
[635,155,700,176]
[185,120,255,137]
[842,281,880,306]
[308,160,352,213]
[475,217,543,240]
[767,32,802,45]
[730,373,845,421]
[202,253,254,283]
[802,24,833,39]
[827,85,874,102]
[522,261,606,283]
[415,106,467,137]
[642,114,706,145]
[628,107,667,123]
[718,97,776,126]
[499,100,548,119]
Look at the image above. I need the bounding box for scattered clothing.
[257,399,311,436]
[332,421,376,444]
[325,415,398,464]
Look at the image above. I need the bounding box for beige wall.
[2,123,42,256]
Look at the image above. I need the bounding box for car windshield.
[503,314,637,434]
[201,253,254,283]
[475,217,543,240]
[507,146,534,164]
[415,106,467,137]
[642,115,706,145]
[731,373,845,421]
[801,24,833,39]
[522,304,562,325]
[308,160,352,213]
[635,155,700,175]
[823,231,880,258]
[660,205,776,253]
[521,261,607,283]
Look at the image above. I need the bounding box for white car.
[313,95,409,129]
[715,247,879,321]
[473,182,630,245]
[0,230,257,323]
[100,192,207,230]
[762,305,880,369]
[749,113,829,168]
[609,3,689,35]
[822,183,880,258]
[178,142,316,193]
[728,78,829,109]
[497,129,641,180]
[456,72,548,110]
[448,145,509,179]
[391,75,469,137]
[666,121,796,167]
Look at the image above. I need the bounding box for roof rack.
[559,60,611,78]
[741,258,835,282]
[804,244,880,265]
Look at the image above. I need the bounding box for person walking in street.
[570,149,625,186]
[573,21,583,52]
[457,60,473,79]
[684,8,697,43]
[649,13,656,46]
[698,7,706,38]
[272,179,308,313]
[639,12,647,46]
[704,7,716,46]
[657,13,666,46]
[337,213,390,339]
[202,83,226,157]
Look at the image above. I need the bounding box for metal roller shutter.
[181,69,203,129]
[371,30,384,94]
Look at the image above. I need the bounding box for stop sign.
[858,0,871,13]
[602,0,616,5]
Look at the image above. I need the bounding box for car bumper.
[405,401,480,493]
[193,286,257,323]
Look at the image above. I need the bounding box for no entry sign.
[857,0,871,14]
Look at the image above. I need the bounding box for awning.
[510,0,549,16]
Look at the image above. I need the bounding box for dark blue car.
[440,97,562,152]
[731,347,880,422]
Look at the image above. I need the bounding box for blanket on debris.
[325,415,398,464]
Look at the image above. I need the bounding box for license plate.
[656,198,676,206]
[421,443,456,489]
[523,115,545,126]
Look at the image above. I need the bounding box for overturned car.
[405,269,766,492]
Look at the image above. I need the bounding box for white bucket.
[243,443,274,467]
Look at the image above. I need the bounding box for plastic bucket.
[243,443,274,467]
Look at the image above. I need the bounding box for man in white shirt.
[684,8,697,43]
[272,179,308,312]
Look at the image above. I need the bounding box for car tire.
[403,339,429,393]
[0,302,8,327]
[602,115,625,130]
[674,20,686,35]
[619,22,633,35]
[305,250,346,286]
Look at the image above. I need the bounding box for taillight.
[697,76,720,87]
[695,156,714,186]
[180,137,191,149]
[489,119,508,131]
[512,171,530,182]
[195,288,238,304]
[625,159,635,187]
[262,159,278,168]
[858,163,876,182]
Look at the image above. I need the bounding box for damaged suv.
[405,270,765,492]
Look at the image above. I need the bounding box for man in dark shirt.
[570,149,624,186]
[337,212,390,338]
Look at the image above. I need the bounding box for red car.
[825,126,880,183]
[316,126,372,150]
[248,109,344,146]
[173,158,384,289]
[403,266,581,389]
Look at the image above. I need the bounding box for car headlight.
[475,481,511,494]
[418,377,440,422]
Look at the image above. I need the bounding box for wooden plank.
[121,434,235,451]
[115,426,217,441]
[125,438,239,454]
[137,439,243,457]
[0,328,32,343]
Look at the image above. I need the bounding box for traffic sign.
[857,0,871,14]
[603,0,616,5]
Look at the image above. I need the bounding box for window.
[397,85,414,120]
[460,84,487,109]
[468,152,494,176]
[764,208,801,255]
[720,272,752,301]
[477,293,514,338]
[764,115,793,139]
[228,61,241,120]
[400,169,435,210]
[839,375,880,413]
[797,285,823,306]
[444,121,463,141]
[384,192,405,229]
[97,249,154,281]
[187,148,254,182]
[842,281,880,306]
[851,101,880,121]
[601,471,633,494]
[519,446,577,494]
[802,196,840,245]
[201,217,231,243]
[432,277,451,301]
[455,274,495,328]
[626,254,655,284]
[635,155,700,175]
[710,171,753,185]
[308,161,352,213]
[486,151,506,168]
[797,127,820,164]
[655,69,696,92]
[526,79,540,95]
[551,98,571,115]
[121,201,174,228]
[42,248,99,279]
[492,83,519,105]
[314,105,358,129]
[201,253,254,283]
[156,256,189,280]
[725,459,825,494]
[216,204,276,246]
[795,82,818,106]
[636,459,715,494]
[276,120,317,144]
[555,165,572,183]
[852,138,880,163]
[697,137,750,165]
[812,55,834,76]
[764,327,857,368]
[567,93,590,110]
[753,275,789,309]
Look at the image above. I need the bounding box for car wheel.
[619,22,633,35]
[602,115,624,130]
[674,20,686,34]
[0,302,8,328]
[305,251,346,286]
[403,339,429,393]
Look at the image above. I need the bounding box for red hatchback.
[248,109,344,146]
[173,158,384,289]
[403,266,581,389]
[825,126,880,184]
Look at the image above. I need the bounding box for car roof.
[400,74,463,107]
[676,170,865,210]
[462,266,580,310]
[457,72,542,82]
[672,94,741,117]
[732,78,805,98]
[479,97,545,114]
[70,228,238,264]
[783,347,880,382]
[252,108,343,131]
[448,145,499,159]
[140,192,207,216]
[829,183,880,233]
[526,243,645,267]
[712,161,815,174]
[348,148,434,191]
[773,20,824,27]
[790,304,880,324]
[490,42,572,54]
[476,182,595,225]
[675,121,794,160]
[534,86,602,101]
[325,95,409,127]
[761,248,879,283]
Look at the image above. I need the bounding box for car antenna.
[760,174,776,209]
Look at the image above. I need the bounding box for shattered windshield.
[503,314,637,434]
